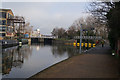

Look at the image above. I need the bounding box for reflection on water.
[2,44,80,78]
[2,45,32,76]
[51,45,80,58]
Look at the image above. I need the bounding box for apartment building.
[0,9,14,39]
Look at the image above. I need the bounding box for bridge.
[31,35,57,44]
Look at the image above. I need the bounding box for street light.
[79,23,82,54]
[76,20,82,53]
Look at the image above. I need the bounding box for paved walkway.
[30,45,120,78]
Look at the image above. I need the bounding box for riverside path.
[29,44,120,78]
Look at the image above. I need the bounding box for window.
[0,27,6,31]
[2,33,5,36]
[8,13,13,19]
[8,13,10,18]
[0,20,1,25]
[0,33,5,37]
[2,27,6,31]
[7,20,13,26]
[0,33,2,37]
[0,20,6,25]
[0,12,6,18]
[0,27,2,31]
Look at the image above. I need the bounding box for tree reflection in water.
[2,45,32,75]
[51,44,80,58]
[2,44,89,78]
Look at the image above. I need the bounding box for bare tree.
[72,15,108,38]
[67,25,77,39]
[89,2,114,24]
[58,28,66,38]
[24,22,33,35]
[51,27,59,36]
[51,27,66,38]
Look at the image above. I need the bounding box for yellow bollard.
[85,43,87,47]
[77,43,80,46]
[89,43,91,47]
[81,43,84,47]
[73,43,76,46]
[93,44,96,47]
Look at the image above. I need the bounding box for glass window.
[0,20,6,25]
[2,33,5,36]
[0,27,2,31]
[0,33,2,37]
[0,27,6,31]
[2,27,6,31]
[7,20,13,26]
[8,13,13,19]
[0,33,5,37]
[8,13,10,18]
[10,14,13,19]
[0,12,6,18]
[0,20,2,25]
[0,12,1,18]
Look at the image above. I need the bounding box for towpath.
[30,45,120,78]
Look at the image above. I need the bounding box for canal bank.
[0,39,29,48]
[29,45,120,78]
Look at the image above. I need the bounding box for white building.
[31,29,41,37]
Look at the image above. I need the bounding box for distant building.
[0,9,14,39]
[41,35,57,39]
[31,29,41,37]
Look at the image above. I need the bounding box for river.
[2,44,82,78]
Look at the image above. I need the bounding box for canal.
[2,44,83,78]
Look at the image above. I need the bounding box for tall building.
[0,9,14,39]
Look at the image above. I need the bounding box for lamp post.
[76,21,82,54]
[79,23,82,53]
[75,20,83,53]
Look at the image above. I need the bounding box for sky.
[2,2,90,35]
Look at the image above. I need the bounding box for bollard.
[81,43,84,47]
[93,44,96,47]
[73,43,76,46]
[77,43,80,46]
[89,43,91,47]
[85,43,87,47]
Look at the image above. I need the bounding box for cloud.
[2,2,89,34]
[2,0,116,2]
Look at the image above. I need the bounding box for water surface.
[2,44,80,78]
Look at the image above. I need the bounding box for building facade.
[31,29,41,37]
[0,9,14,39]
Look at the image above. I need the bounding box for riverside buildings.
[0,9,14,39]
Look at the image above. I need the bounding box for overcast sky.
[2,2,90,35]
